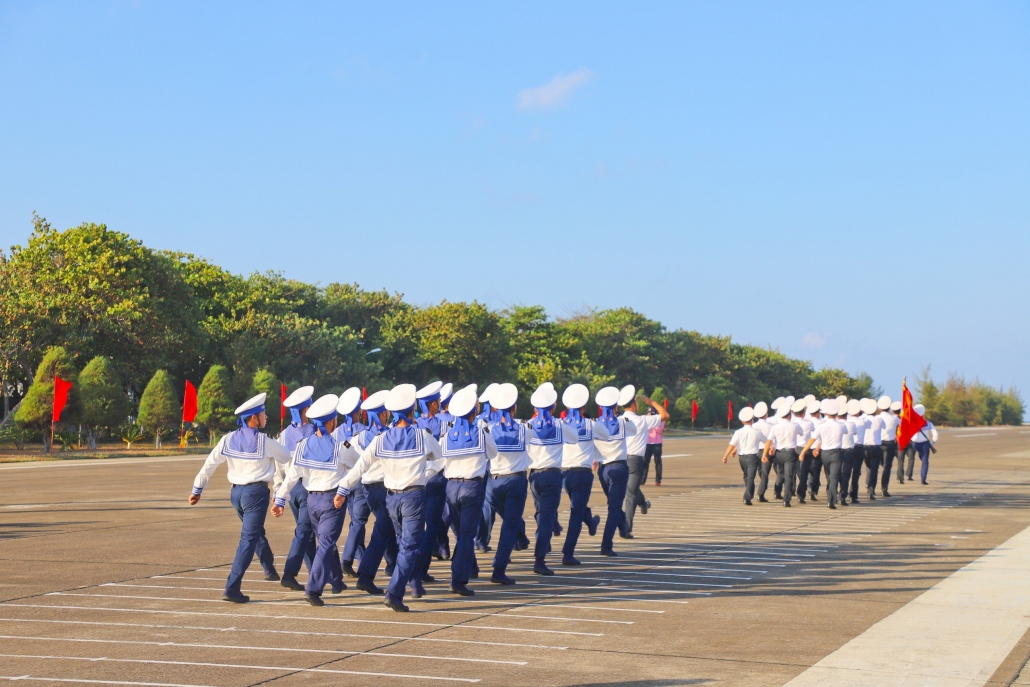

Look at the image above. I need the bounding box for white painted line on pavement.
[0,676,217,687]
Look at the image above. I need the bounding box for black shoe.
[774,494,783,500]
[552,522,563,536]
[599,549,617,557]
[342,561,358,578]
[744,501,752,506]
[851,496,860,504]
[562,556,581,566]
[829,504,836,510]
[513,541,527,551]
[263,570,280,582]
[356,579,384,595]
[640,500,650,515]
[798,498,806,504]
[469,569,479,579]
[475,544,492,553]
[490,573,516,585]
[899,478,905,485]
[587,515,600,537]
[921,481,928,485]
[810,494,818,501]
[222,591,249,604]
[385,594,409,612]
[331,582,347,594]
[839,499,848,507]
[868,493,876,500]
[280,576,304,591]
[882,490,891,498]
[304,593,324,607]
[410,578,425,598]
[450,584,475,596]
[759,496,769,503]
[784,502,791,508]
[618,531,634,539]
[533,562,554,576]
[384,566,395,577]
[421,573,436,583]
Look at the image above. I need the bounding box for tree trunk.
[43,432,51,455]
[88,430,97,450]
[155,432,162,449]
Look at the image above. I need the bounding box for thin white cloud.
[801,332,827,349]
[517,69,595,111]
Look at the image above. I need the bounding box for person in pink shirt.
[645,407,665,487]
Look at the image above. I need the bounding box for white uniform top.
[811,419,846,451]
[592,417,638,464]
[794,417,815,447]
[526,419,579,470]
[862,414,886,446]
[767,420,802,451]
[729,425,767,455]
[274,437,362,504]
[880,413,900,442]
[353,427,386,484]
[562,419,609,468]
[338,427,444,494]
[850,415,870,447]
[911,421,938,444]
[439,425,498,479]
[753,418,773,439]
[623,411,663,457]
[488,420,531,475]
[842,418,858,449]
[192,429,291,495]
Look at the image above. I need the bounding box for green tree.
[196,365,236,443]
[15,346,80,433]
[251,368,282,432]
[138,370,180,448]
[79,356,129,447]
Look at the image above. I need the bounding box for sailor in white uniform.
[752,402,773,502]
[620,384,669,533]
[860,397,885,500]
[722,406,766,505]
[483,382,530,584]
[879,396,900,495]
[761,403,802,507]
[559,383,602,565]
[414,381,449,584]
[799,399,846,509]
[593,386,637,555]
[276,386,316,591]
[332,387,366,576]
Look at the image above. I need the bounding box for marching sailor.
[793,399,816,503]
[879,398,900,494]
[483,382,530,584]
[772,396,795,500]
[188,393,290,603]
[722,406,766,505]
[621,385,669,533]
[752,402,773,502]
[860,397,885,500]
[911,404,938,484]
[593,386,637,555]
[761,402,802,507]
[559,383,602,565]
[434,383,455,561]
[331,388,366,577]
[799,399,846,509]
[276,386,317,591]
[414,381,449,584]
[474,383,499,554]
[805,400,824,501]
[847,400,868,503]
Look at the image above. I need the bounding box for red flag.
[182,381,198,423]
[691,399,699,422]
[280,384,288,424]
[898,379,927,450]
[727,400,734,425]
[663,398,668,410]
[52,375,72,424]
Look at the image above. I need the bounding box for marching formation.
[188,380,669,612]
[721,393,939,508]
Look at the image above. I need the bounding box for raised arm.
[189,436,228,504]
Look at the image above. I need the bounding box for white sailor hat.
[337,387,362,416]
[804,394,816,404]
[361,389,390,413]
[753,401,769,418]
[541,382,555,391]
[860,398,877,415]
[595,386,620,407]
[807,400,821,415]
[439,382,454,404]
[835,395,848,409]
[449,386,479,418]
[914,403,926,416]
[386,384,417,413]
[771,397,785,410]
[847,399,862,416]
[785,395,796,408]
[739,407,754,422]
[562,383,590,409]
[308,394,340,425]
[235,393,267,417]
[776,404,791,418]
[790,399,807,414]
[491,383,519,411]
[283,386,314,408]
[890,400,903,412]
[531,383,558,409]
[877,395,892,411]
[821,399,839,416]
[479,383,499,404]
[618,384,636,407]
[417,381,444,402]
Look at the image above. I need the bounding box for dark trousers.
[226,483,272,594]
[476,493,494,549]
[904,445,917,481]
[487,473,528,574]
[880,442,898,490]
[598,461,629,552]
[840,448,855,501]
[849,445,865,498]
[758,457,774,499]
[796,455,813,500]
[529,469,561,563]
[644,443,663,485]
[562,468,595,558]
[807,456,823,496]
[386,488,427,601]
[773,450,797,505]
[821,449,842,507]
[305,492,345,596]
[916,442,931,482]
[446,478,486,586]
[416,472,448,576]
[738,454,759,503]
[864,445,883,495]
[773,454,787,499]
[623,455,648,533]
[356,482,398,584]
[284,482,316,580]
[341,484,368,563]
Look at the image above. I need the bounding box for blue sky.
[1,1,1028,405]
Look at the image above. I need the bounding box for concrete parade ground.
[2,427,1030,687]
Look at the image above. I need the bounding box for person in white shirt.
[559,383,603,565]
[593,386,638,555]
[752,402,775,502]
[799,399,846,509]
[803,400,825,501]
[412,381,450,586]
[793,400,817,503]
[272,394,360,606]
[911,403,938,484]
[620,384,670,534]
[275,385,317,592]
[880,398,901,492]
[439,385,497,596]
[483,383,530,585]
[860,397,886,500]
[761,404,802,507]
[847,400,869,503]
[188,393,291,603]
[332,388,368,579]
[771,396,795,500]
[722,406,766,505]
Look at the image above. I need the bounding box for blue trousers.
[305,492,345,595]
[226,483,272,594]
[341,484,368,563]
[357,483,398,584]
[529,470,562,563]
[916,442,931,482]
[386,488,427,600]
[283,483,316,579]
[597,461,629,552]
[446,478,486,586]
[485,473,528,574]
[416,472,448,576]
[562,468,594,558]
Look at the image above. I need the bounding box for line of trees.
[915,367,1023,427]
